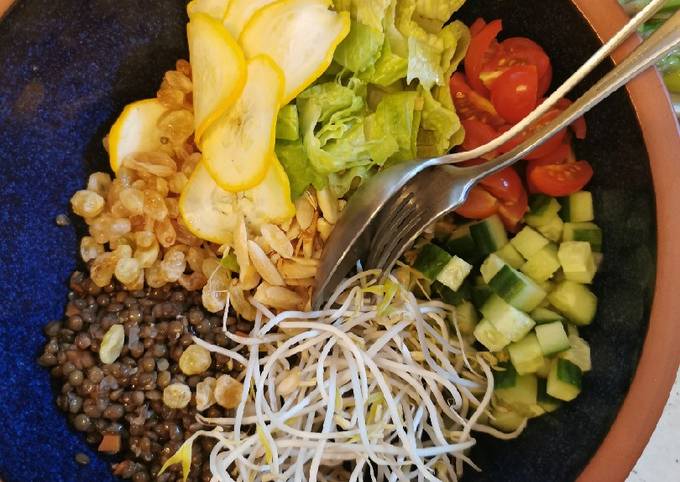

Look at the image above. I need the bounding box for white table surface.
[627,369,680,481]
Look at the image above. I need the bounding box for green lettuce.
[277,0,469,199]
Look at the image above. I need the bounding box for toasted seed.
[253,283,304,310]
[317,218,333,242]
[99,325,125,364]
[248,241,284,286]
[238,263,261,291]
[316,187,338,224]
[229,285,256,321]
[295,196,315,230]
[279,260,318,280]
[195,377,217,411]
[261,224,294,259]
[214,374,243,409]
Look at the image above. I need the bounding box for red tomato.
[527,160,594,196]
[461,119,499,153]
[455,185,499,219]
[498,109,567,160]
[464,19,503,95]
[556,98,588,139]
[490,65,539,124]
[450,73,505,128]
[498,183,529,231]
[481,37,553,97]
[479,167,524,204]
[470,17,487,36]
[531,141,573,165]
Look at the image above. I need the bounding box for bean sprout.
[187,270,525,481]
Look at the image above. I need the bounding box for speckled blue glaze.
[0,1,656,481]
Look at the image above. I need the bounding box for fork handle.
[464,9,680,184]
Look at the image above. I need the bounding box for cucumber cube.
[511,226,550,259]
[432,281,471,306]
[446,225,481,264]
[525,195,561,227]
[535,321,571,355]
[470,215,508,255]
[537,215,564,242]
[530,307,566,325]
[493,362,518,389]
[481,295,535,342]
[489,265,547,312]
[549,280,598,326]
[454,301,478,335]
[560,191,594,223]
[495,373,538,414]
[563,222,602,252]
[535,357,552,378]
[474,318,510,352]
[490,407,526,431]
[508,333,545,375]
[559,335,592,372]
[413,244,451,281]
[537,378,562,412]
[547,359,582,401]
[495,243,525,269]
[436,256,473,292]
[480,254,507,284]
[521,244,561,282]
[558,241,597,284]
[471,284,494,309]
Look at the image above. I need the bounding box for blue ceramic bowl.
[0,1,678,481]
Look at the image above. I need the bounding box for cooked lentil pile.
[38,272,252,481]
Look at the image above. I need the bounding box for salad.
[40,0,608,481]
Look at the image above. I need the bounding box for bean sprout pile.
[180,269,526,482]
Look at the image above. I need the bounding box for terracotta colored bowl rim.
[1,0,678,480]
[572,0,680,480]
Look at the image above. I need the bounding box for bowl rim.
[571,0,680,481]
[0,0,678,480]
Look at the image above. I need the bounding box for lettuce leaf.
[415,0,466,25]
[359,39,409,86]
[276,104,300,141]
[417,86,460,158]
[275,140,326,198]
[334,20,385,74]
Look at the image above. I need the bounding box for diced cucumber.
[537,215,564,242]
[495,373,538,413]
[481,295,535,342]
[558,241,596,284]
[563,222,602,252]
[474,318,510,352]
[471,284,494,309]
[490,407,526,431]
[436,256,473,292]
[537,377,562,412]
[548,280,598,326]
[454,301,479,335]
[480,254,507,284]
[559,335,592,372]
[493,362,518,389]
[535,357,552,378]
[495,243,525,269]
[511,226,550,259]
[559,191,594,223]
[530,307,566,325]
[489,265,547,312]
[566,323,580,338]
[445,225,482,264]
[525,195,561,227]
[432,280,471,306]
[508,333,545,375]
[547,359,582,402]
[520,244,561,282]
[413,244,451,281]
[470,215,508,255]
[535,321,570,355]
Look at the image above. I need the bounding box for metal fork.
[313,3,678,307]
[366,10,680,273]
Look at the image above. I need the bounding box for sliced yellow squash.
[187,0,230,20]
[240,0,350,104]
[223,0,276,39]
[241,154,295,226]
[179,158,294,244]
[201,55,284,192]
[108,98,168,173]
[187,12,246,144]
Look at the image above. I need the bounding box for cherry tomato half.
[531,141,573,166]
[470,17,487,37]
[455,185,500,219]
[556,98,588,139]
[461,119,499,154]
[499,109,567,160]
[527,160,594,196]
[498,183,529,231]
[479,167,524,204]
[450,73,505,128]
[490,65,539,124]
[464,19,503,96]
